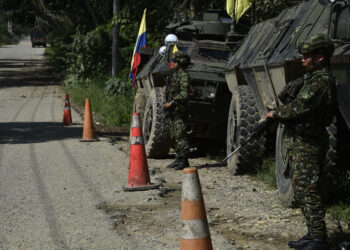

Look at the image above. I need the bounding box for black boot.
[298,238,328,250]
[174,158,190,170]
[288,232,312,248]
[166,158,182,168]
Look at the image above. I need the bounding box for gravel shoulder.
[96,133,349,250]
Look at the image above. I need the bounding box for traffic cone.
[122,113,159,191]
[63,94,72,125]
[180,167,213,250]
[80,98,98,142]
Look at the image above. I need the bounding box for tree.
[112,0,120,77]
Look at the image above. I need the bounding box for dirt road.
[0,38,348,250]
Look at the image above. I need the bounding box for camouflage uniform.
[166,67,190,159]
[274,67,336,239]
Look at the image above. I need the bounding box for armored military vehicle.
[134,10,246,158]
[225,0,350,205]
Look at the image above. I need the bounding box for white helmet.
[164,34,178,45]
[159,46,167,56]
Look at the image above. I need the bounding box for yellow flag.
[226,0,234,18]
[172,44,179,54]
[235,0,254,22]
[226,0,254,22]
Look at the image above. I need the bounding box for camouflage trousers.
[284,134,327,239]
[169,115,190,159]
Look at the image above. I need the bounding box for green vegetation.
[254,157,276,188]
[0,15,19,46]
[0,33,18,47]
[64,77,134,127]
[328,201,350,224]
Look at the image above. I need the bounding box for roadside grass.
[328,201,350,224]
[254,157,276,188]
[64,77,134,128]
[0,33,19,46]
[44,47,55,57]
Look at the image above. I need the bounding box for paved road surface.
[0,38,132,249]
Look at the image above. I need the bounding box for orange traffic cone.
[180,167,213,250]
[80,98,98,142]
[63,94,72,125]
[122,113,159,191]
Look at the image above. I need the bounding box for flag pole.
[230,0,236,33]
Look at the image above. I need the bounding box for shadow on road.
[0,122,82,144]
[0,58,59,88]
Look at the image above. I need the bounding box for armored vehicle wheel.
[142,87,170,158]
[226,85,265,174]
[275,123,295,207]
[276,120,339,207]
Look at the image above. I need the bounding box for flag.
[169,44,179,69]
[130,9,147,85]
[226,0,254,23]
[226,0,234,18]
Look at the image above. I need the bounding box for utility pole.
[8,20,13,34]
[112,0,120,77]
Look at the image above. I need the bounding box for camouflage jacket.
[274,67,336,139]
[166,68,189,114]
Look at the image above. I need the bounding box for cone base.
[80,138,99,142]
[122,183,160,192]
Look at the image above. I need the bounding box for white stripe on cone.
[182,219,211,239]
[182,173,203,202]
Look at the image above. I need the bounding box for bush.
[104,77,131,97]
[66,24,113,78]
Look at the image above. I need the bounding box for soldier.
[265,34,336,250]
[163,50,191,170]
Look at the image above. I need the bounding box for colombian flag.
[169,44,179,69]
[130,9,147,85]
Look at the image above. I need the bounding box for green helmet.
[297,34,335,56]
[173,50,190,66]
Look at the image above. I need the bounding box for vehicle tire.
[275,123,295,207]
[226,85,265,174]
[276,119,339,207]
[142,87,171,158]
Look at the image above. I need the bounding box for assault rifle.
[222,119,271,162]
[278,77,303,105]
[222,78,304,162]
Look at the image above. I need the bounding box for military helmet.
[297,34,335,56]
[173,50,190,66]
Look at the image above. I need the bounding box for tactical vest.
[287,69,336,138]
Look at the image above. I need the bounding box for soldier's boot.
[288,232,312,248]
[166,157,182,168]
[298,238,328,250]
[174,158,190,170]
